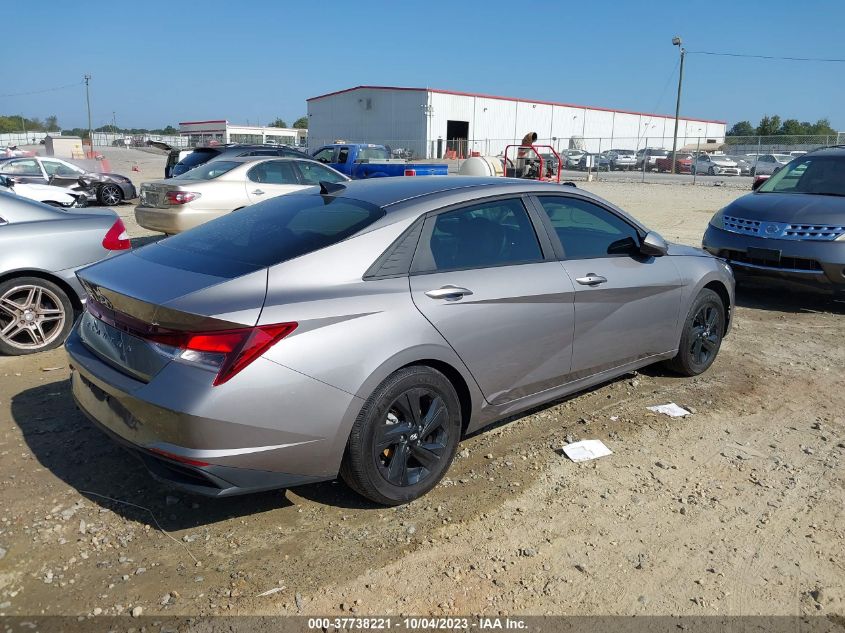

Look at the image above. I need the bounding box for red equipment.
[503,144,561,183]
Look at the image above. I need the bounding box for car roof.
[321,176,616,211]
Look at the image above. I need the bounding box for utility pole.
[670,36,686,175]
[19,115,27,144]
[112,111,117,135]
[84,74,93,155]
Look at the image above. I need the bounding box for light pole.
[84,74,93,155]
[670,36,686,175]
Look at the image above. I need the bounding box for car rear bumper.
[65,325,357,497]
[703,225,845,292]
[134,205,224,233]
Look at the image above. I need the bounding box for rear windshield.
[177,149,220,169]
[648,150,669,156]
[173,160,240,180]
[757,155,845,196]
[149,194,385,275]
[356,147,390,161]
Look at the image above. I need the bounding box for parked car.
[169,144,310,178]
[750,153,793,176]
[726,155,752,176]
[604,149,637,171]
[655,152,694,174]
[691,154,741,176]
[0,192,130,355]
[0,175,87,207]
[67,176,733,504]
[560,149,585,170]
[703,147,845,296]
[0,156,136,206]
[136,157,349,234]
[311,144,448,179]
[635,148,670,171]
[576,153,599,170]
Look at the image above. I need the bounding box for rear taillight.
[102,218,131,250]
[166,191,200,205]
[404,169,417,176]
[148,322,297,385]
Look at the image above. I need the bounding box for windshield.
[356,147,390,161]
[613,150,634,156]
[151,194,386,275]
[173,160,240,180]
[648,150,669,157]
[176,148,220,169]
[772,154,793,162]
[757,156,845,196]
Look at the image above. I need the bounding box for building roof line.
[306,85,727,126]
[178,119,228,125]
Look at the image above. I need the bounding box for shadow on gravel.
[130,235,163,249]
[735,285,845,315]
[11,382,292,530]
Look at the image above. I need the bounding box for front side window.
[337,148,350,164]
[536,196,640,260]
[312,148,336,163]
[296,161,346,185]
[43,160,84,177]
[418,198,542,273]
[2,159,42,176]
[247,161,299,185]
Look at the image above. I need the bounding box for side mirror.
[640,231,668,257]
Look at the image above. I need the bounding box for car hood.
[666,242,710,257]
[724,192,845,224]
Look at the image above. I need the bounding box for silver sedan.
[66,177,734,505]
[0,192,130,355]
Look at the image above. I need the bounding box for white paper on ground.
[562,440,613,463]
[647,403,691,417]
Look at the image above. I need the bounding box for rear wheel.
[341,366,462,505]
[97,183,123,206]
[665,289,725,376]
[0,277,74,355]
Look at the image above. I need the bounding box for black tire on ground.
[708,166,716,176]
[750,168,757,177]
[0,276,75,356]
[665,288,725,377]
[340,365,462,505]
[97,183,123,206]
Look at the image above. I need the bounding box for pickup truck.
[311,144,448,179]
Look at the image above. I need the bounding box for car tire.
[665,289,725,377]
[750,168,757,177]
[97,183,123,206]
[707,166,716,176]
[340,365,462,506]
[0,277,74,356]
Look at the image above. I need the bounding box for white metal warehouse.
[306,85,726,159]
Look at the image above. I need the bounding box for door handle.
[251,189,265,195]
[575,274,607,286]
[425,285,473,301]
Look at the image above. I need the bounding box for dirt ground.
[0,150,843,618]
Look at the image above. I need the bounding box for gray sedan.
[0,192,130,355]
[66,177,734,505]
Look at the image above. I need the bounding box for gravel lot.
[0,149,843,618]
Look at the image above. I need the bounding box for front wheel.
[708,166,716,176]
[97,183,123,206]
[340,366,462,505]
[665,289,725,376]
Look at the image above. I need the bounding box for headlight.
[709,208,726,229]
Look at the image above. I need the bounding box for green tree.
[809,118,836,136]
[44,115,60,132]
[293,116,309,129]
[268,118,288,128]
[756,115,781,136]
[726,120,754,137]
[779,119,805,136]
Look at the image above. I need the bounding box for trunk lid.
[75,243,269,381]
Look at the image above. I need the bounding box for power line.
[687,50,845,63]
[0,80,84,99]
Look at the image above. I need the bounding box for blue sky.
[4,0,844,130]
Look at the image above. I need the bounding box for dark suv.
[703,146,845,296]
[167,144,310,178]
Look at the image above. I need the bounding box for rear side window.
[173,160,240,180]
[416,198,542,273]
[178,149,220,169]
[150,194,385,274]
[247,160,298,184]
[297,161,346,185]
